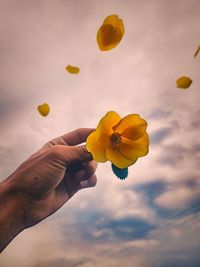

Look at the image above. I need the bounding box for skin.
[0,128,97,253]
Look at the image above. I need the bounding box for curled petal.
[86,111,121,162]
[103,15,125,36]
[97,111,121,136]
[194,45,200,58]
[37,103,50,116]
[97,24,122,51]
[120,133,149,159]
[106,145,137,169]
[86,131,108,162]
[66,65,80,74]
[97,15,124,51]
[176,76,192,89]
[113,114,147,141]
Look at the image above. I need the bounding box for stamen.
[110,132,121,146]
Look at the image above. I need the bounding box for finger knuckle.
[90,176,97,187]
[79,145,88,155]
[49,145,63,158]
[76,128,85,142]
[89,161,97,173]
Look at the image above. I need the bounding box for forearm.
[0,178,25,253]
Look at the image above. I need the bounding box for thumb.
[63,145,93,164]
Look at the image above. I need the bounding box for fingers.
[61,160,97,198]
[58,145,93,164]
[71,160,97,191]
[31,128,95,158]
[60,128,95,146]
[33,128,95,156]
[75,160,98,182]
[79,174,97,189]
[63,160,97,197]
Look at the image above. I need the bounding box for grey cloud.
[0,91,28,124]
[148,108,172,120]
[134,180,167,201]
[34,257,93,267]
[157,143,200,167]
[157,258,200,267]
[150,127,174,145]
[114,213,200,267]
[34,258,68,267]
[189,109,200,130]
[157,144,187,166]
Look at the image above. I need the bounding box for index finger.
[61,128,95,146]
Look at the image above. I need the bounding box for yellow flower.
[86,111,149,168]
[97,15,125,51]
[176,76,192,89]
[194,45,200,58]
[65,65,80,74]
[37,103,50,117]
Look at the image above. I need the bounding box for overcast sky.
[0,0,200,266]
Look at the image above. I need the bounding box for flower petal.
[194,45,200,58]
[176,76,192,89]
[97,15,124,51]
[120,133,149,159]
[65,65,80,74]
[97,24,122,51]
[113,114,147,141]
[86,111,121,163]
[103,15,125,36]
[37,103,50,116]
[86,131,108,162]
[97,111,121,135]
[106,145,137,168]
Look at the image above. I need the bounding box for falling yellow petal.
[194,45,200,58]
[103,15,125,36]
[97,15,125,51]
[176,76,192,89]
[65,65,80,74]
[37,103,50,116]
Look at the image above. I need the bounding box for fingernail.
[80,180,89,188]
[75,170,86,180]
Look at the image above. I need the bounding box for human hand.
[0,128,97,251]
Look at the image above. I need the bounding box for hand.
[0,128,97,252]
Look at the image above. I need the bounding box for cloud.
[134,181,167,199]
[100,218,153,241]
[154,187,200,210]
[34,257,93,267]
[108,213,200,267]
[157,143,200,168]
[150,127,174,145]
[0,0,200,267]
[148,108,172,120]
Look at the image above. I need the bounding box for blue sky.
[0,0,200,266]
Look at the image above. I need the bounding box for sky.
[0,0,200,266]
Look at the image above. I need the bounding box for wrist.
[0,178,25,252]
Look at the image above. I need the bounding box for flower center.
[110,132,121,146]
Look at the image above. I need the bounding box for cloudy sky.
[0,0,200,266]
